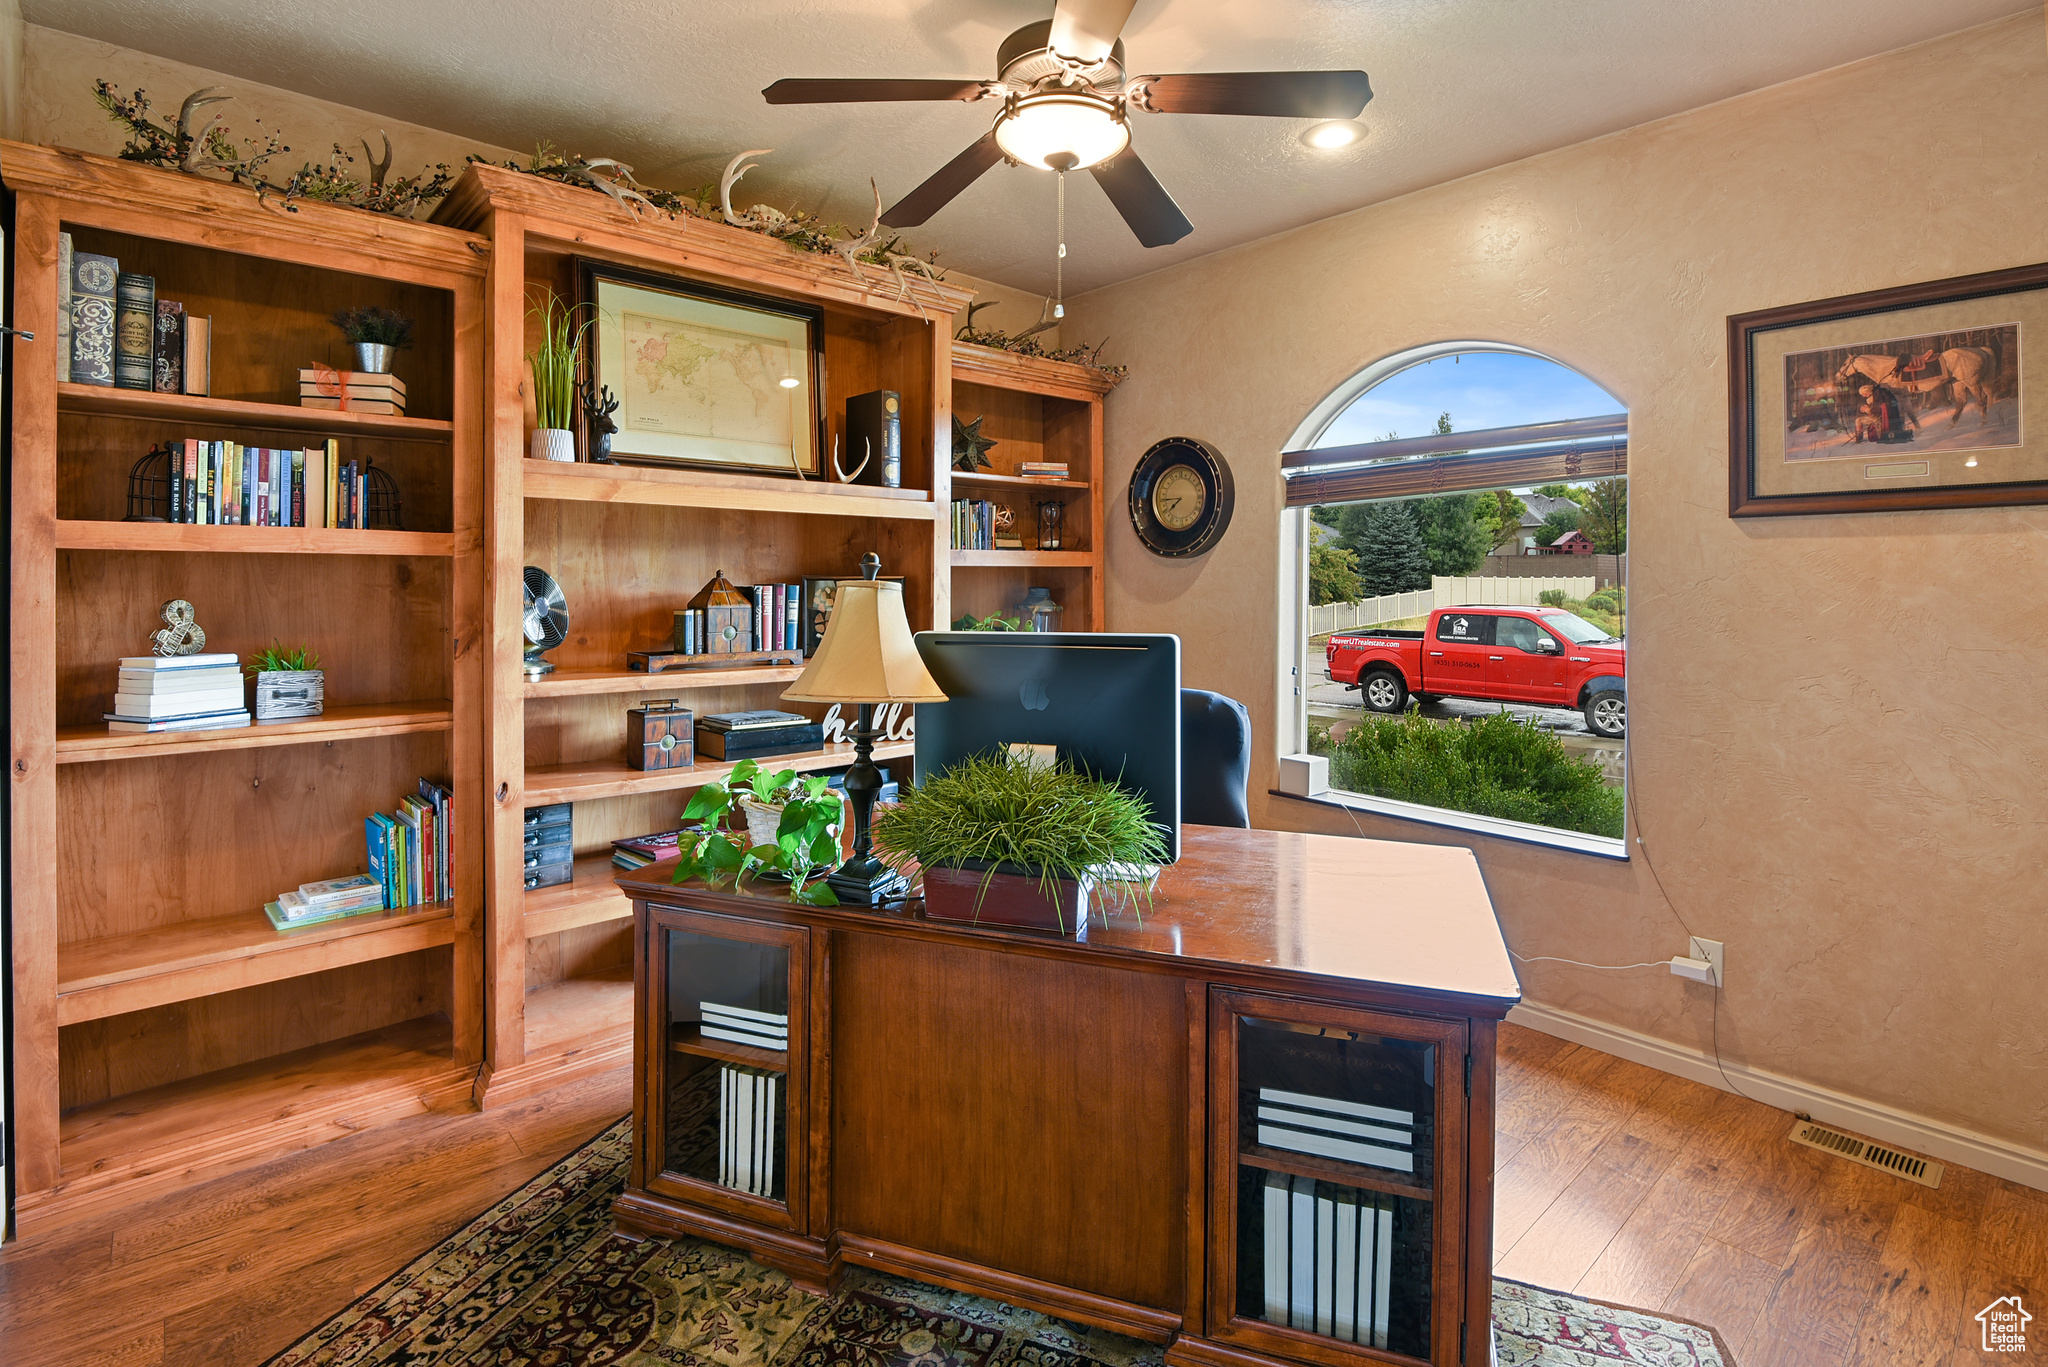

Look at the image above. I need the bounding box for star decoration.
[952,413,997,472]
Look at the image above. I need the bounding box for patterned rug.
[265,1119,1736,1366]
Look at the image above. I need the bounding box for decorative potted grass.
[526,289,591,462]
[330,305,413,374]
[247,641,323,722]
[872,752,1168,940]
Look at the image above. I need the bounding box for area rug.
[265,1118,1736,1366]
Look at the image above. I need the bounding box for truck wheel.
[1361,670,1408,714]
[1584,692,1626,738]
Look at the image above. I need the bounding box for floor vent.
[1788,1121,1943,1188]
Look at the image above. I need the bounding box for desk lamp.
[782,553,947,904]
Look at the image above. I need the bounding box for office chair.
[1181,689,1252,828]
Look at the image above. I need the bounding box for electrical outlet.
[1689,937,1725,988]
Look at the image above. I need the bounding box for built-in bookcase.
[431,164,970,1107]
[4,142,485,1227]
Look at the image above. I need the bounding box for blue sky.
[1315,352,1623,448]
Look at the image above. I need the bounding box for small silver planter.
[255,669,325,722]
[353,342,395,374]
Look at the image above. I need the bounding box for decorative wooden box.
[687,570,754,655]
[253,669,324,722]
[628,699,694,771]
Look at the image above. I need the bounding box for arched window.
[1279,345,1630,856]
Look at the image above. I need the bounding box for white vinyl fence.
[1309,577,1598,637]
[1432,575,1595,606]
[1308,590,1435,637]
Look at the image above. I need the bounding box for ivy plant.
[670,760,841,907]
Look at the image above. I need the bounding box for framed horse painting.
[1729,260,2048,515]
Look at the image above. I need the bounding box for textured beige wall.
[1064,11,2048,1151]
[0,0,21,140]
[15,24,1034,327]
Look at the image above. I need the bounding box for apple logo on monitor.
[1020,679,1050,711]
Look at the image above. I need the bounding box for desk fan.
[523,566,568,679]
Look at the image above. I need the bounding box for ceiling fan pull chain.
[1055,167,1067,319]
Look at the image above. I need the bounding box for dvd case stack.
[700,1002,789,1052]
[1254,1087,1416,1173]
[718,1064,783,1197]
[1260,1171,1397,1348]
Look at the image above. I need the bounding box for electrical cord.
[1508,951,1665,971]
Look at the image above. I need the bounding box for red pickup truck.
[1327,605,1627,738]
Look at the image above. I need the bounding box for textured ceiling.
[24,0,2033,295]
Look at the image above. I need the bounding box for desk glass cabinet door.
[1209,990,1467,1366]
[643,907,809,1230]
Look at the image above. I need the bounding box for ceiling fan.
[761,0,1372,249]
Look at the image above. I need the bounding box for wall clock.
[1129,436,1234,558]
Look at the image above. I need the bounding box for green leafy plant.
[331,306,415,349]
[951,611,1023,631]
[246,641,321,675]
[669,760,842,907]
[872,752,1169,914]
[527,289,595,430]
[1538,589,1567,607]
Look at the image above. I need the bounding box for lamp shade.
[782,579,948,705]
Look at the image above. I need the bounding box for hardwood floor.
[1,1025,2041,1365]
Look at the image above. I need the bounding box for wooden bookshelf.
[946,341,1117,629]
[434,161,970,1110]
[3,140,487,1226]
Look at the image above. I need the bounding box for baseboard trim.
[1508,1001,2048,1194]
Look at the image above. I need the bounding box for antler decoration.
[362,131,393,190]
[833,180,888,284]
[834,435,873,484]
[721,149,790,231]
[176,87,233,173]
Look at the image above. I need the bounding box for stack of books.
[366,779,455,911]
[700,1002,789,1052]
[57,233,212,394]
[156,437,371,529]
[695,710,823,762]
[612,830,682,872]
[1017,461,1070,481]
[1254,1086,1416,1173]
[105,654,250,733]
[300,367,407,416]
[1260,1171,1396,1348]
[265,874,388,931]
[718,1064,782,1197]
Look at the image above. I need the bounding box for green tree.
[1535,505,1581,546]
[1349,503,1433,596]
[1534,483,1590,507]
[1579,478,1627,553]
[1309,504,1340,528]
[1308,541,1363,605]
[1409,493,1493,576]
[1483,489,1526,549]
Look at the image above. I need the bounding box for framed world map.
[581,260,824,477]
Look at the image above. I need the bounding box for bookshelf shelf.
[57,901,457,1025]
[951,471,1091,491]
[524,854,633,939]
[950,549,1097,568]
[56,700,455,763]
[524,740,913,805]
[524,665,805,700]
[669,1021,789,1071]
[523,460,937,521]
[26,1014,469,1227]
[55,381,456,442]
[1237,1144,1436,1204]
[54,521,459,556]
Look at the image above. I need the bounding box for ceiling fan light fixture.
[1301,119,1365,150]
[994,91,1130,171]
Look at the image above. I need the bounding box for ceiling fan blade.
[1133,70,1373,119]
[762,78,991,105]
[1090,148,1193,248]
[880,131,1006,228]
[1048,0,1138,64]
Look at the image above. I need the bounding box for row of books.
[366,780,456,911]
[1255,1086,1416,1174]
[265,874,387,931]
[672,584,803,656]
[58,235,212,394]
[1259,1171,1396,1349]
[104,653,250,734]
[951,499,1022,551]
[718,1064,783,1197]
[158,437,373,529]
[700,1002,789,1053]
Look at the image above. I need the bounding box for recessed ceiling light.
[778,376,801,389]
[1301,120,1365,151]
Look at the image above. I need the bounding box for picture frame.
[579,258,825,478]
[800,573,904,658]
[1729,260,2048,516]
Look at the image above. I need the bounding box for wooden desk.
[616,825,1519,1367]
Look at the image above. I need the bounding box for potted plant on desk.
[668,760,844,907]
[871,751,1167,941]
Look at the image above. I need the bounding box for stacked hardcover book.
[612,830,682,872]
[1017,461,1070,481]
[265,874,388,931]
[1260,1171,1396,1349]
[717,1064,782,1197]
[57,233,212,394]
[300,367,407,416]
[700,1002,789,1052]
[366,779,455,911]
[1255,1087,1416,1173]
[695,710,823,762]
[105,654,251,734]
[155,436,372,529]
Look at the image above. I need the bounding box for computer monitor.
[912,632,1182,862]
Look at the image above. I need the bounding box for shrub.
[1537,589,1567,607]
[1585,585,1625,614]
[1311,708,1622,838]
